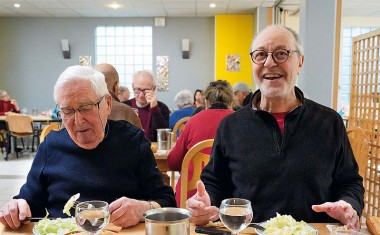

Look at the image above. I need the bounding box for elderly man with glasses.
[186,25,364,230]
[0,65,176,230]
[124,70,170,142]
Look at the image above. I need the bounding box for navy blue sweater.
[201,87,364,223]
[15,120,176,217]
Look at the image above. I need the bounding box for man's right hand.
[186,180,219,225]
[0,199,31,229]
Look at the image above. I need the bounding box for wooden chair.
[169,116,191,190]
[180,139,214,208]
[5,115,40,160]
[172,116,190,142]
[40,123,60,143]
[347,126,369,179]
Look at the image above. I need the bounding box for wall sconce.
[182,39,190,59]
[61,39,70,59]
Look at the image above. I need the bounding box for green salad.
[263,213,316,235]
[33,217,79,235]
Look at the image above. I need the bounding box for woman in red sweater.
[167,80,234,207]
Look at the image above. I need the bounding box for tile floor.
[0,150,35,207]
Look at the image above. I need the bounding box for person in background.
[118,86,130,102]
[0,65,176,230]
[232,82,253,110]
[94,63,142,129]
[168,80,234,207]
[124,70,170,141]
[0,90,20,131]
[186,25,364,230]
[169,89,194,130]
[193,89,204,108]
[0,90,20,115]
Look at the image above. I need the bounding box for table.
[0,115,59,124]
[0,222,371,235]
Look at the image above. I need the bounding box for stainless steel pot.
[143,208,192,235]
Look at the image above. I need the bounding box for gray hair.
[133,70,157,86]
[251,25,304,56]
[174,89,193,108]
[53,65,109,103]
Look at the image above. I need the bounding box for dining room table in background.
[0,222,371,235]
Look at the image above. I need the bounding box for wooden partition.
[350,28,380,217]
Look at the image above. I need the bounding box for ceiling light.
[14,3,21,8]
[110,2,121,9]
[210,3,216,8]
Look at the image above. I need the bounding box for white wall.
[0,17,214,111]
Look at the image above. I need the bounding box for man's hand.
[312,200,360,231]
[109,197,150,227]
[144,90,158,108]
[0,199,31,229]
[186,181,219,225]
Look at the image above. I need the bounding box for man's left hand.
[109,197,148,227]
[312,200,360,230]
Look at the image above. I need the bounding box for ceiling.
[0,0,379,18]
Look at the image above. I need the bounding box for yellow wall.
[215,15,254,89]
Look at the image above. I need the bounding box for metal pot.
[143,208,192,235]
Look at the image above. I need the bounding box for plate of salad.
[256,213,318,235]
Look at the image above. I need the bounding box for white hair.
[174,89,193,108]
[53,65,109,103]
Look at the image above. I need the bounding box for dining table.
[0,222,371,235]
[152,142,173,186]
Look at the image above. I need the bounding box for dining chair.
[180,138,214,208]
[347,126,369,180]
[5,115,40,160]
[169,116,191,191]
[172,116,190,142]
[40,123,60,143]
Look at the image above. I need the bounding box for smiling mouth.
[263,73,282,80]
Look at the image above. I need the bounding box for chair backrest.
[5,115,34,133]
[180,139,214,208]
[172,116,190,142]
[347,126,369,179]
[40,123,60,143]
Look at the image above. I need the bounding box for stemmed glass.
[75,201,110,235]
[219,198,253,235]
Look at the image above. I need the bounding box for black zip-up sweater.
[201,87,364,223]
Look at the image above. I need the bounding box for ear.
[105,95,112,115]
[297,55,304,75]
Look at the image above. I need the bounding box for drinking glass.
[219,198,253,235]
[75,201,110,235]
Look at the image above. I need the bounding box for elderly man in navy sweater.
[0,65,175,229]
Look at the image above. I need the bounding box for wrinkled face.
[57,80,111,149]
[133,74,155,105]
[233,91,246,106]
[250,26,304,99]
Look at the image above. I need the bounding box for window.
[338,27,378,112]
[95,26,153,93]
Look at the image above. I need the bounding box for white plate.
[255,222,318,235]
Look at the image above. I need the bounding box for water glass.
[219,198,253,235]
[75,200,110,235]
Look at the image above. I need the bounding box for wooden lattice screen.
[350,29,380,217]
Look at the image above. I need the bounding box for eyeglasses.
[250,49,299,65]
[58,96,104,119]
[133,87,152,95]
[209,80,229,87]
